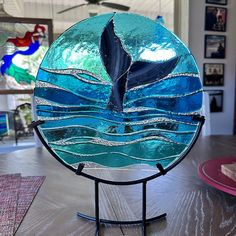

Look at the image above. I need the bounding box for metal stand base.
[29,115,205,236]
[75,164,167,236]
[77,212,167,225]
[77,212,166,236]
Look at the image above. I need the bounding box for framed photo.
[205,6,227,32]
[206,0,227,5]
[203,63,224,86]
[205,35,226,59]
[205,90,223,112]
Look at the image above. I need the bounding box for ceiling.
[3,0,174,34]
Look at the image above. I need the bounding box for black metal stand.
[75,163,167,236]
[29,115,205,236]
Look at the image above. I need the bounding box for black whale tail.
[100,15,179,112]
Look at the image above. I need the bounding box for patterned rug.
[0,174,45,235]
[0,174,21,236]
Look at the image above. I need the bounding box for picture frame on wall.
[205,6,227,32]
[205,35,226,59]
[205,90,223,112]
[206,0,227,5]
[203,63,224,86]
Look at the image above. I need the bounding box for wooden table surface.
[0,136,235,236]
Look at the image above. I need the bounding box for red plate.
[198,157,236,196]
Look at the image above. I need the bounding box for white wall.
[0,95,8,111]
[189,0,236,135]
[174,0,189,46]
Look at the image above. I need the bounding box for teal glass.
[0,113,8,137]
[35,13,203,170]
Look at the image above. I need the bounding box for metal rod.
[13,112,18,145]
[95,181,100,235]
[30,116,205,185]
[142,181,147,236]
[31,117,203,235]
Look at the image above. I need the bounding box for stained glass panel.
[0,113,8,138]
[35,13,203,171]
[0,19,52,90]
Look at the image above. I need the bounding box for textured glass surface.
[35,13,203,170]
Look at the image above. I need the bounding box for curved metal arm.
[30,115,205,185]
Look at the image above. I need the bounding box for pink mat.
[0,174,45,235]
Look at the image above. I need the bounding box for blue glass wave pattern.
[35,13,203,169]
[0,114,8,137]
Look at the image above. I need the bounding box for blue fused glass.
[35,13,203,170]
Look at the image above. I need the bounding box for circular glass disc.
[34,13,203,178]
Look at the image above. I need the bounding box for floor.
[0,135,235,236]
[0,136,35,154]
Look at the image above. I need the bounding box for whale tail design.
[100,17,180,112]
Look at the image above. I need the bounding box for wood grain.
[0,89,33,95]
[0,136,235,236]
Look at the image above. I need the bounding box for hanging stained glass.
[0,22,49,89]
[34,13,203,172]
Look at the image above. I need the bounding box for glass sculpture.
[35,13,203,170]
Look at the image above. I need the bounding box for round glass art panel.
[35,13,203,176]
